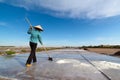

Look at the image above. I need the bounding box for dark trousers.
[26,42,37,64]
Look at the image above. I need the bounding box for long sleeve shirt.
[27,28,43,45]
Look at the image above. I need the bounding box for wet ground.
[0,49,120,80]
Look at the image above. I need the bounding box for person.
[26,25,43,67]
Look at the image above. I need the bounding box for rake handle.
[42,45,50,57]
[25,17,33,28]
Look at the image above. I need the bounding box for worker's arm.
[27,26,33,34]
[38,34,43,45]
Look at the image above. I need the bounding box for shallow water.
[0,49,120,80]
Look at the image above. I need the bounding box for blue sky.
[0,0,120,47]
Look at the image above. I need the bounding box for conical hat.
[34,25,43,31]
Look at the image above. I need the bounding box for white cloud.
[1,0,120,19]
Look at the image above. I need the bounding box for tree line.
[80,45,120,48]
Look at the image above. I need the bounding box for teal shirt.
[27,28,43,45]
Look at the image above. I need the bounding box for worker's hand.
[30,26,33,29]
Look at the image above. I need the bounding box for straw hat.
[34,25,43,31]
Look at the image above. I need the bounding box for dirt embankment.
[87,48,120,56]
[0,46,65,55]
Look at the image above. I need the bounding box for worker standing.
[26,25,43,67]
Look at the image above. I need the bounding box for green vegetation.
[36,47,64,52]
[36,48,44,52]
[5,51,15,55]
[0,52,3,55]
[21,49,27,52]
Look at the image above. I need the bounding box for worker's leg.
[26,42,37,64]
[33,43,37,63]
